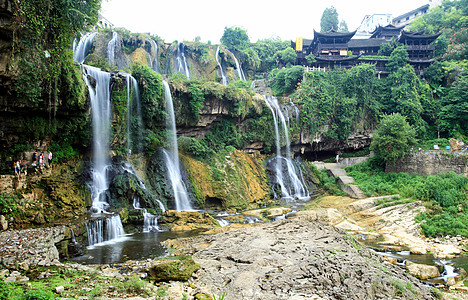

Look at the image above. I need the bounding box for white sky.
[100,0,430,43]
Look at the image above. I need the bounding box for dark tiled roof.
[348,38,387,48]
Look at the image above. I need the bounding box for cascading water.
[215,46,228,85]
[175,42,190,79]
[148,39,161,73]
[73,32,97,64]
[226,49,246,81]
[125,74,144,154]
[133,197,161,232]
[82,65,124,246]
[107,32,120,65]
[162,81,194,211]
[263,95,309,200]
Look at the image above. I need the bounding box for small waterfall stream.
[73,32,97,64]
[82,65,125,246]
[175,43,190,79]
[215,46,228,85]
[226,49,246,81]
[162,81,194,211]
[148,39,161,73]
[125,74,144,154]
[263,95,309,200]
[107,32,120,65]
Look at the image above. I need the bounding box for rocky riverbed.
[1,219,441,299]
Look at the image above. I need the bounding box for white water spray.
[162,81,194,211]
[82,65,125,246]
[73,32,97,64]
[215,46,228,85]
[175,43,190,79]
[226,49,246,81]
[148,39,161,73]
[107,32,120,65]
[263,95,309,200]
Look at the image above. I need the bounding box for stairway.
[315,161,367,199]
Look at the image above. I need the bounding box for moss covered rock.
[161,210,219,231]
[181,150,270,212]
[147,255,200,282]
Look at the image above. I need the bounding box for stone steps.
[314,161,367,199]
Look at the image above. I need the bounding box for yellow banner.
[296,37,303,51]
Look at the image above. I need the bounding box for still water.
[71,231,197,265]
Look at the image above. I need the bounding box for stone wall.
[386,151,468,175]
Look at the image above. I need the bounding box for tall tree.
[320,6,339,32]
[220,26,250,52]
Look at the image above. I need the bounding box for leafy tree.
[220,26,250,52]
[277,47,297,66]
[270,66,304,95]
[339,20,349,33]
[378,42,394,56]
[386,45,409,70]
[370,113,416,165]
[320,6,339,32]
[439,72,468,135]
[250,38,290,72]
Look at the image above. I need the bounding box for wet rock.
[147,256,200,282]
[405,261,440,280]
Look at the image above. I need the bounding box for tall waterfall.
[107,32,120,65]
[82,65,124,246]
[263,95,309,200]
[73,32,97,64]
[125,74,144,154]
[148,39,161,73]
[226,49,246,81]
[175,43,190,79]
[215,46,228,85]
[162,81,193,211]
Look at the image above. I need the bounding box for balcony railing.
[406,45,435,51]
[318,43,348,51]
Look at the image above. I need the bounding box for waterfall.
[86,215,125,247]
[148,39,161,73]
[162,81,194,211]
[215,46,228,85]
[133,196,161,232]
[73,32,97,64]
[175,43,190,79]
[125,74,144,154]
[82,64,125,245]
[263,95,309,200]
[107,32,120,65]
[226,49,246,81]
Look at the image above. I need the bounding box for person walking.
[48,151,52,166]
[15,160,21,178]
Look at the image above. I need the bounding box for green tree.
[320,6,339,32]
[439,72,468,135]
[277,47,297,66]
[270,66,304,95]
[339,20,349,33]
[220,26,250,52]
[378,42,394,56]
[386,45,409,70]
[370,113,416,165]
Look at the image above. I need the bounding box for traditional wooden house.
[292,25,440,76]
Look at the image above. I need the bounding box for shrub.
[178,137,214,160]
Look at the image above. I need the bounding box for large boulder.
[405,261,440,280]
[162,210,219,231]
[147,256,200,282]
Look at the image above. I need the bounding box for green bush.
[178,137,214,160]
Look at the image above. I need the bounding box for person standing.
[32,151,37,166]
[39,152,44,167]
[16,160,21,178]
[48,151,52,166]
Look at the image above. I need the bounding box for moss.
[181,149,270,211]
[147,255,200,282]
